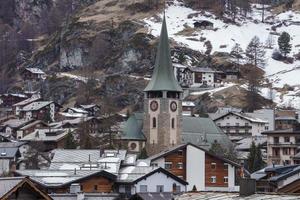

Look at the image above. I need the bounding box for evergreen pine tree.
[247,141,264,173]
[265,34,274,49]
[278,31,292,57]
[83,136,93,149]
[64,130,77,149]
[245,36,266,68]
[254,144,264,172]
[247,141,256,173]
[231,43,244,66]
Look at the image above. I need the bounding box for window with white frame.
[210,176,216,183]
[177,162,183,169]
[211,163,216,170]
[224,163,228,170]
[224,176,228,183]
[140,185,147,192]
[156,185,164,192]
[165,162,172,169]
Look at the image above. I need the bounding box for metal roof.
[121,114,146,140]
[144,15,182,92]
[0,147,19,158]
[0,177,24,197]
[182,116,232,148]
[176,192,300,200]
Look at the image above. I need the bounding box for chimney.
[70,183,81,194]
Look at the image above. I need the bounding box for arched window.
[152,117,156,128]
[171,118,175,129]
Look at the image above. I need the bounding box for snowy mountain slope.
[144,1,300,88]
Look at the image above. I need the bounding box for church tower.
[143,15,183,155]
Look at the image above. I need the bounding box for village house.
[20,128,72,151]
[182,101,196,116]
[174,65,223,88]
[262,128,300,165]
[60,107,89,119]
[275,109,299,130]
[20,67,46,81]
[251,165,300,193]
[211,112,268,142]
[19,101,61,122]
[13,95,41,116]
[0,118,34,138]
[0,177,52,200]
[148,143,241,192]
[16,120,49,139]
[0,93,27,108]
[0,142,27,175]
[15,149,187,198]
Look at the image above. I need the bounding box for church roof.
[182,116,232,149]
[121,114,146,141]
[144,15,182,92]
[120,113,232,148]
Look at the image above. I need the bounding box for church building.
[119,15,232,156]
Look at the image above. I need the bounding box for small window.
[151,163,158,167]
[224,176,228,183]
[152,117,156,128]
[177,162,183,169]
[284,137,290,143]
[217,123,221,126]
[226,123,230,126]
[140,185,147,192]
[210,176,216,183]
[94,185,98,191]
[176,185,181,192]
[156,185,164,192]
[165,162,172,169]
[236,123,239,126]
[178,150,183,156]
[245,123,249,126]
[171,118,175,129]
[211,163,216,170]
[224,163,228,170]
[274,137,279,144]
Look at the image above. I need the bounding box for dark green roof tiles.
[144,15,182,92]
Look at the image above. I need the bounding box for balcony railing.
[220,126,252,129]
[269,143,300,147]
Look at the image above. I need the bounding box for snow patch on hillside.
[144,1,300,87]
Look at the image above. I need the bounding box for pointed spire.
[144,14,182,92]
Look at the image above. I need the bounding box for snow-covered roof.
[182,101,195,107]
[21,128,70,142]
[21,101,54,111]
[25,68,45,74]
[214,112,268,124]
[235,136,267,151]
[59,112,87,118]
[0,93,27,98]
[13,95,41,106]
[189,67,221,73]
[66,107,88,114]
[2,119,32,129]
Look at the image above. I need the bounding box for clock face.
[150,101,159,112]
[170,101,177,112]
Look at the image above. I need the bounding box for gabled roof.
[132,167,188,185]
[182,116,232,148]
[144,15,182,92]
[213,112,268,123]
[0,147,19,158]
[25,68,45,75]
[117,166,188,185]
[13,95,41,106]
[2,119,33,129]
[22,101,56,111]
[15,170,116,188]
[0,177,52,200]
[21,128,71,142]
[148,143,240,167]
